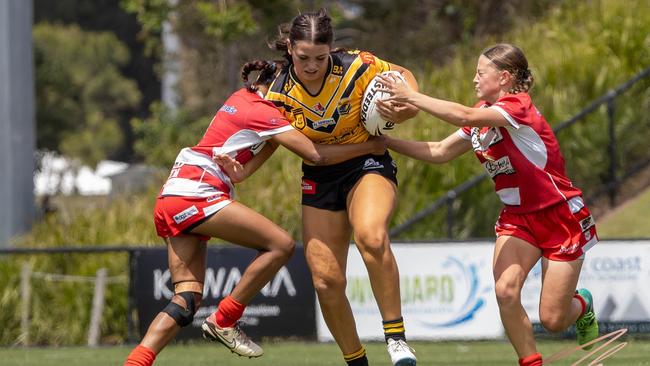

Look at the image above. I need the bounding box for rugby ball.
[360,71,406,136]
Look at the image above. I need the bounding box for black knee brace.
[162,291,197,327]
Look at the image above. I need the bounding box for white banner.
[316,240,650,341]
[522,240,650,323]
[316,243,502,341]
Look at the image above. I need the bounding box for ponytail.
[241,60,278,92]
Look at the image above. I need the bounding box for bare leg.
[191,201,295,304]
[538,258,584,332]
[492,235,542,359]
[140,235,206,353]
[303,205,362,354]
[347,174,401,321]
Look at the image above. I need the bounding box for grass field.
[597,185,650,238]
[1,339,648,365]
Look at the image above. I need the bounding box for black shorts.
[301,152,398,211]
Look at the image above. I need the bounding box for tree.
[34,23,141,167]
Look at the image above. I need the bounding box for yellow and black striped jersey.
[266,50,391,146]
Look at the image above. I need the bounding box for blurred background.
[0,0,649,363]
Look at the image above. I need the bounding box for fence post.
[446,191,457,239]
[87,268,108,346]
[606,97,618,207]
[20,263,31,346]
[127,250,138,343]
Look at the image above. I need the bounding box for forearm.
[408,93,471,127]
[386,137,443,164]
[236,142,278,182]
[313,141,377,165]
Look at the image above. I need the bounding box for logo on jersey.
[483,156,515,178]
[219,105,237,115]
[173,205,199,224]
[284,79,295,93]
[301,179,316,195]
[292,108,306,130]
[470,127,503,161]
[362,158,384,170]
[338,99,351,115]
[314,102,325,112]
[312,118,336,130]
[359,51,375,65]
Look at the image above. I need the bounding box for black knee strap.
[162,292,197,327]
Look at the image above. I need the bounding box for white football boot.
[202,319,264,358]
[387,338,417,366]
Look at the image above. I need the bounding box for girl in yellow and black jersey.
[266,8,420,366]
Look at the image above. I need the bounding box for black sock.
[383,317,406,342]
[344,346,368,366]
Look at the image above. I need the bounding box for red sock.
[215,295,246,328]
[519,352,542,366]
[574,293,587,318]
[124,344,156,366]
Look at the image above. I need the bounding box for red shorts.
[153,194,232,241]
[495,196,598,261]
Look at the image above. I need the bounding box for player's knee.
[162,287,203,327]
[355,229,389,259]
[539,310,566,333]
[275,236,296,261]
[312,272,346,296]
[494,279,521,307]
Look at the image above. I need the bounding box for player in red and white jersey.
[124,60,386,366]
[377,44,599,366]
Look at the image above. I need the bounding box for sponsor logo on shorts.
[580,215,595,232]
[362,158,384,170]
[559,242,580,254]
[206,195,222,203]
[173,205,199,224]
[302,179,316,195]
[483,156,515,178]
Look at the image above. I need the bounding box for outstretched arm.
[271,129,386,165]
[385,132,471,164]
[376,74,509,128]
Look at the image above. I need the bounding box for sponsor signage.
[316,241,650,341]
[134,246,316,340]
[316,243,502,340]
[522,240,650,333]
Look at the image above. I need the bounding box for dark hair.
[241,60,277,92]
[271,8,334,65]
[482,43,534,93]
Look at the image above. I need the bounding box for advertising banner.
[134,245,316,340]
[316,243,502,341]
[521,240,650,334]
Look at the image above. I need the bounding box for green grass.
[597,186,650,238]
[1,339,649,365]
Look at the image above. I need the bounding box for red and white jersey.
[161,88,293,198]
[457,93,582,213]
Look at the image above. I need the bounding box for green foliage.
[195,1,258,41]
[391,0,650,238]
[34,23,141,167]
[132,102,211,168]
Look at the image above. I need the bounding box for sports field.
[1,339,648,365]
